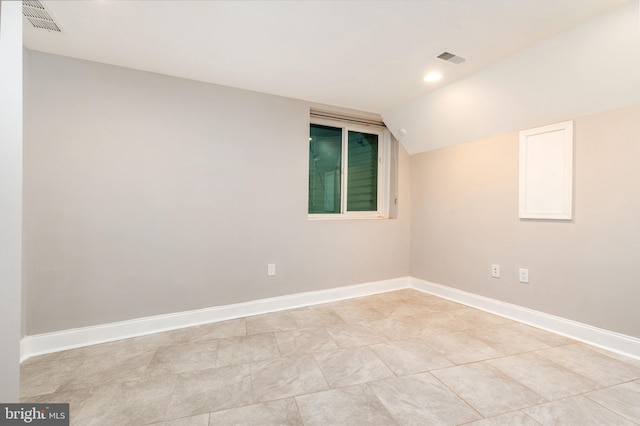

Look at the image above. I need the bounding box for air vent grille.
[23,0,61,32]
[436,51,467,65]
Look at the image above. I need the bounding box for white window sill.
[307,215,388,221]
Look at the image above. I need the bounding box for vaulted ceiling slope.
[23,0,639,153]
[385,1,640,153]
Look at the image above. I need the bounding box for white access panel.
[519,121,574,220]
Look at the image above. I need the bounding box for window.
[308,115,390,219]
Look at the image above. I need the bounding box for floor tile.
[209,398,302,425]
[397,289,439,305]
[22,289,635,426]
[370,340,453,375]
[369,372,481,425]
[415,311,474,333]
[289,306,345,328]
[344,294,383,307]
[325,322,388,348]
[274,327,338,357]
[585,380,640,423]
[523,395,635,425]
[535,343,640,386]
[246,311,298,335]
[164,365,252,420]
[188,318,247,342]
[450,308,513,328]
[66,386,127,426]
[361,290,409,305]
[20,356,84,397]
[56,339,132,360]
[21,351,61,366]
[371,300,434,318]
[502,322,574,347]
[432,362,546,417]
[370,316,436,341]
[150,413,210,426]
[251,354,329,402]
[406,294,466,312]
[57,349,156,392]
[216,333,280,367]
[330,302,386,323]
[464,411,541,425]
[124,329,195,354]
[296,384,396,426]
[21,388,93,422]
[589,346,640,368]
[465,324,553,355]
[74,375,178,426]
[420,331,503,365]
[313,347,395,388]
[487,352,600,400]
[147,340,218,376]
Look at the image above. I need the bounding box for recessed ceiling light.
[423,72,442,83]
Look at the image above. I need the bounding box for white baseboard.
[410,277,640,360]
[20,276,410,362]
[21,276,640,362]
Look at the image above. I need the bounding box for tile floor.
[20,289,640,425]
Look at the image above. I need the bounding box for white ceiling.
[24,0,631,116]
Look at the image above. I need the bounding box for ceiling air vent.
[23,0,61,32]
[436,51,467,65]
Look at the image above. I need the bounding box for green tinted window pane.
[347,131,378,212]
[309,124,342,214]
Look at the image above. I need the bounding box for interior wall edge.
[0,0,24,403]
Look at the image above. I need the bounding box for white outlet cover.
[491,264,500,278]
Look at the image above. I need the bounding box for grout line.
[428,371,486,421]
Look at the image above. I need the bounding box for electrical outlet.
[519,268,529,283]
[267,263,276,276]
[491,264,500,278]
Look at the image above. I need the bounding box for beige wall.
[410,104,640,339]
[25,48,639,343]
[23,51,411,335]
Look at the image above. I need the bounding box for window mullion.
[341,127,348,214]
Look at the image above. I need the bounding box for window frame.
[308,116,390,220]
